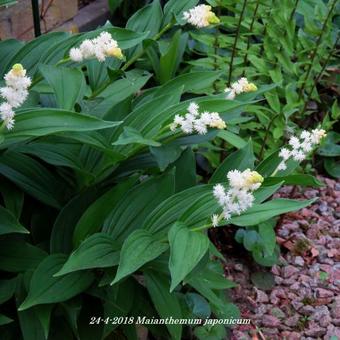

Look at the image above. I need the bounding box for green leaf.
[317,131,340,157]
[163,0,199,26]
[55,233,120,276]
[0,314,13,326]
[209,140,255,184]
[39,65,85,110]
[126,0,162,39]
[0,39,24,76]
[217,130,247,149]
[186,262,236,290]
[0,180,24,218]
[0,152,65,208]
[258,219,277,256]
[3,108,120,145]
[91,72,151,118]
[173,147,196,192]
[0,205,29,236]
[19,254,94,311]
[145,271,182,340]
[324,158,340,178]
[155,71,222,96]
[159,30,188,84]
[113,127,161,147]
[0,239,47,272]
[50,189,98,254]
[251,272,275,291]
[0,277,17,304]
[264,174,324,187]
[2,32,68,77]
[103,173,175,242]
[168,222,209,292]
[184,293,211,319]
[113,230,168,284]
[150,145,182,171]
[230,198,317,226]
[73,176,138,246]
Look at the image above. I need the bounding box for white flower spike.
[170,102,226,135]
[183,5,220,28]
[277,129,327,171]
[69,32,123,63]
[225,77,257,100]
[213,169,263,222]
[0,64,31,130]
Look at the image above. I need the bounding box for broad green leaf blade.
[103,173,175,242]
[3,108,121,143]
[163,0,199,26]
[113,127,161,147]
[144,271,182,340]
[50,189,98,254]
[209,140,255,184]
[39,65,85,110]
[0,277,17,304]
[0,239,47,272]
[113,230,168,284]
[217,130,247,149]
[0,205,29,235]
[0,39,24,76]
[230,198,317,226]
[150,145,182,171]
[0,152,65,208]
[168,222,209,292]
[55,233,120,276]
[159,30,188,84]
[0,180,24,218]
[0,314,13,326]
[73,176,138,246]
[2,32,68,77]
[19,254,94,311]
[264,174,324,187]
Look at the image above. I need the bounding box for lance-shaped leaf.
[0,205,29,236]
[168,222,209,292]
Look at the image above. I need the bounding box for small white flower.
[69,47,84,62]
[211,214,219,227]
[0,64,30,130]
[276,128,326,173]
[214,169,263,222]
[224,78,257,100]
[183,5,220,28]
[170,103,226,135]
[69,31,123,63]
[289,136,300,149]
[188,102,199,116]
[279,148,291,161]
[277,161,287,171]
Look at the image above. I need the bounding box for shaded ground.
[212,176,340,340]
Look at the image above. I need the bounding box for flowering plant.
[0,1,330,338]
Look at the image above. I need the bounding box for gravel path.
[215,176,339,340]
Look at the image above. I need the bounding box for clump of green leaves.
[0,0,333,338]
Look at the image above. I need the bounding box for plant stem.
[121,23,172,72]
[289,0,300,20]
[301,34,339,115]
[258,114,279,161]
[242,0,260,75]
[298,0,337,100]
[228,0,248,86]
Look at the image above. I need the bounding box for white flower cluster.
[212,169,264,225]
[69,31,123,63]
[0,64,31,130]
[224,77,257,100]
[183,5,220,28]
[277,129,327,171]
[170,102,226,135]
